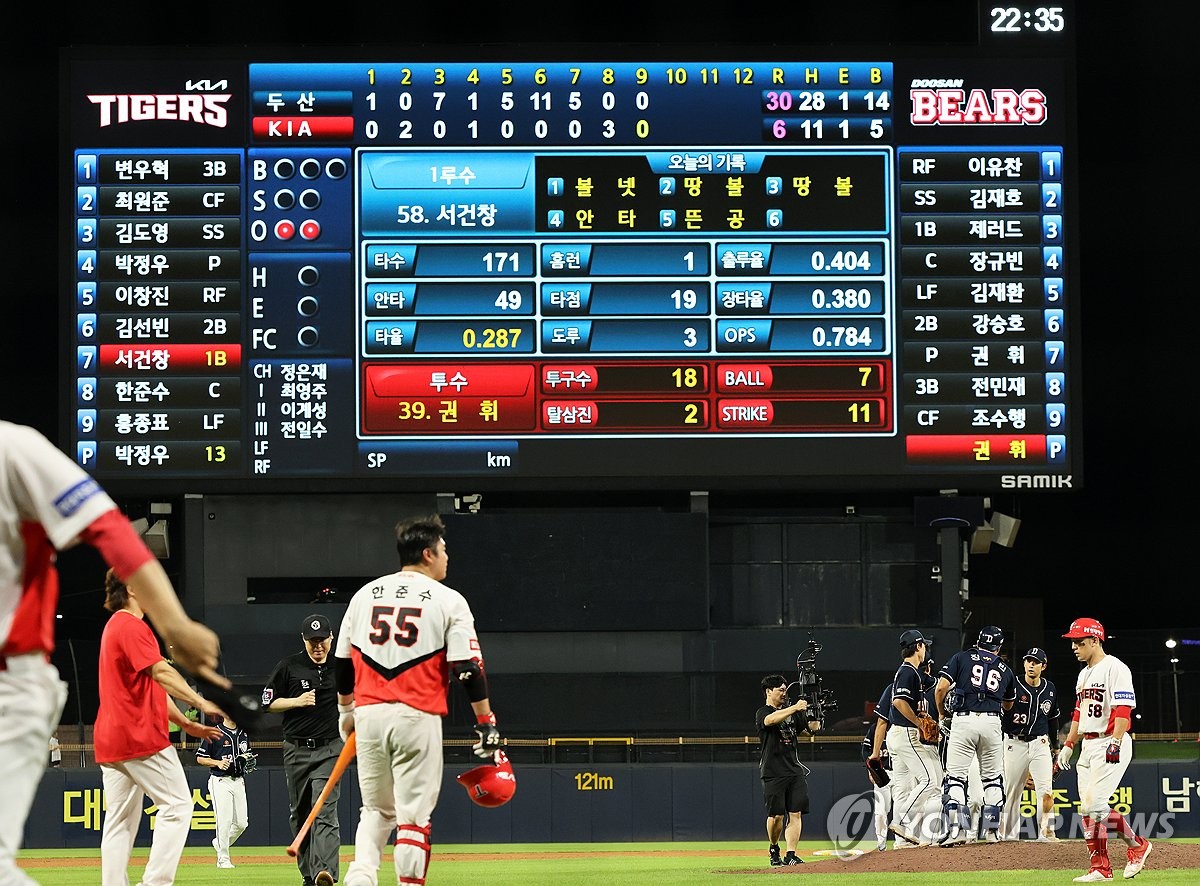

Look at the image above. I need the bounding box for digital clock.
[990,5,1066,33]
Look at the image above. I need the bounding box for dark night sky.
[1,3,1187,652]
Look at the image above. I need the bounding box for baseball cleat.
[1073,869,1113,882]
[217,859,235,869]
[888,823,921,845]
[768,844,782,866]
[782,853,804,865]
[936,825,964,847]
[1122,839,1151,879]
[1037,832,1062,843]
[984,829,1001,843]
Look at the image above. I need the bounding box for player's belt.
[286,736,337,749]
[1082,731,1114,740]
[954,711,1000,716]
[0,651,49,672]
[1005,733,1038,741]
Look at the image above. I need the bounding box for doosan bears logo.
[909,78,1046,125]
[87,79,231,128]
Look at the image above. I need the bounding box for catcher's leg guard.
[939,776,970,842]
[942,775,968,810]
[982,804,1002,833]
[980,773,1004,836]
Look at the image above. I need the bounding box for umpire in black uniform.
[263,614,344,886]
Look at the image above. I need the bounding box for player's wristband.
[1063,740,1074,750]
[477,712,497,726]
[338,702,354,714]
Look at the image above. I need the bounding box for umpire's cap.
[899,629,932,647]
[1063,617,1105,642]
[301,613,333,640]
[1024,647,1048,664]
[977,625,1004,650]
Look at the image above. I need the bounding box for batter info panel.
[65,39,1079,490]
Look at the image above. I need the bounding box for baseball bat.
[286,732,357,858]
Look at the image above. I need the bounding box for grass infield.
[18,839,1200,884]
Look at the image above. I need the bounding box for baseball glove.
[865,757,890,787]
[916,713,941,744]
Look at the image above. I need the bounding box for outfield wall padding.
[23,761,1198,849]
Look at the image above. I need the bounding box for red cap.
[1062,617,1105,642]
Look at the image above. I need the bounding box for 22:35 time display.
[989,6,1065,33]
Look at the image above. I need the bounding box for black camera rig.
[786,634,839,732]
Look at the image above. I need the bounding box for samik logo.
[910,84,1046,125]
[87,93,231,128]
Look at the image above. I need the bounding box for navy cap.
[977,625,1005,650]
[301,613,333,639]
[900,629,933,647]
[1023,647,1047,664]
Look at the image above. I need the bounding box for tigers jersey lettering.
[1074,655,1135,734]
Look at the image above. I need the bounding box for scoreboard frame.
[59,3,1083,494]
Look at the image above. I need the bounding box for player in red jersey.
[334,514,501,886]
[0,420,224,885]
[96,569,223,886]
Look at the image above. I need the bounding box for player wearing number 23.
[934,626,1016,844]
[1000,647,1060,842]
[1057,618,1152,882]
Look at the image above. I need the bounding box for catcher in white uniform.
[0,420,223,884]
[334,514,501,886]
[1057,617,1152,882]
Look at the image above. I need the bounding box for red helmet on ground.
[1062,617,1105,642]
[457,750,516,807]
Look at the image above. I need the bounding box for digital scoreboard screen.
[61,4,1081,492]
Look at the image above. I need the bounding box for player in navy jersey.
[863,680,894,851]
[885,629,944,846]
[1000,647,1061,841]
[934,626,1016,844]
[196,714,254,868]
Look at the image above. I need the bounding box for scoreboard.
[61,4,1081,492]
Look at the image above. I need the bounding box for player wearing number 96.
[1057,618,1152,882]
[934,626,1016,844]
[334,514,503,886]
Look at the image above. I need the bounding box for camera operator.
[196,713,254,869]
[757,674,822,867]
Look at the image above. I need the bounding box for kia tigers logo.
[87,93,231,128]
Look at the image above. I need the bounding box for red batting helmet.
[1062,617,1105,642]
[457,750,516,808]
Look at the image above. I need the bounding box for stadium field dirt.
[729,839,1200,874]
